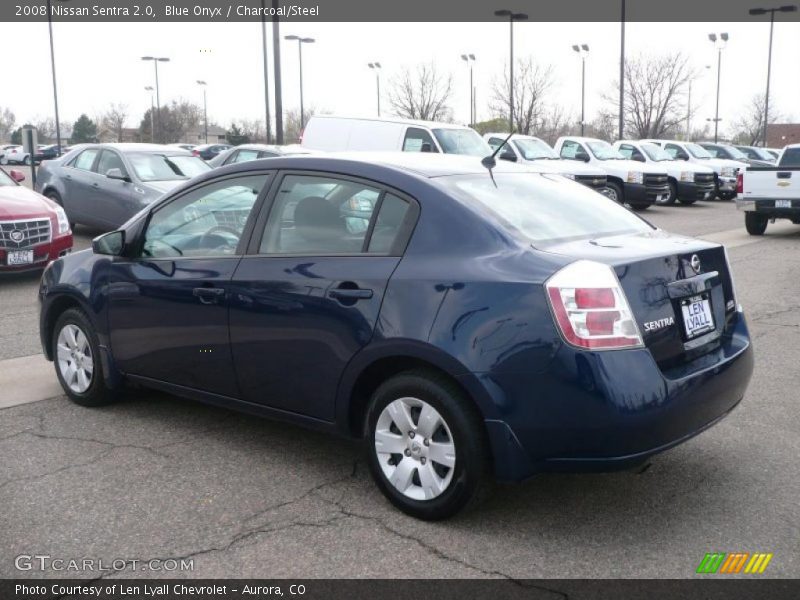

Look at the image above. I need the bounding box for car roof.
[229,143,311,154]
[309,114,472,131]
[80,143,192,154]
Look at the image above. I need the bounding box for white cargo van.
[483,133,608,195]
[612,140,716,205]
[553,136,670,210]
[301,115,492,157]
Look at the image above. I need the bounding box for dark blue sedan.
[38,153,753,520]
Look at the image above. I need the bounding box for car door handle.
[329,288,373,301]
[193,287,225,304]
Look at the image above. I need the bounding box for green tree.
[71,114,98,143]
[227,123,250,146]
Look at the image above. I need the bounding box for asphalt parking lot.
[1,166,799,580]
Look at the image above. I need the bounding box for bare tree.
[605,52,693,139]
[33,117,56,141]
[585,110,618,142]
[731,94,781,146]
[102,103,129,142]
[388,63,453,122]
[490,57,555,135]
[0,107,15,142]
[536,105,578,146]
[236,119,267,143]
[283,108,317,143]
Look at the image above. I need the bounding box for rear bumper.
[0,234,73,273]
[479,311,753,482]
[678,181,715,201]
[736,198,800,219]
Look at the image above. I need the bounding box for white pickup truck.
[483,133,608,195]
[553,136,669,210]
[642,139,746,201]
[612,140,716,205]
[736,144,800,235]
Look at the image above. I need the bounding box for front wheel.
[604,181,624,205]
[745,212,768,236]
[53,308,116,407]
[719,191,736,202]
[365,370,491,520]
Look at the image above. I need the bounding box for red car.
[0,167,73,272]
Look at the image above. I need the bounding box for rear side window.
[442,173,653,246]
[72,149,99,171]
[779,148,800,167]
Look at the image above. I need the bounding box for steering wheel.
[197,225,241,252]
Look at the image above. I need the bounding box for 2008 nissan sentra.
[38,153,754,520]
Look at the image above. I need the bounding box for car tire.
[744,212,768,236]
[604,181,624,205]
[23,155,31,165]
[52,308,116,407]
[661,180,678,206]
[719,191,736,202]
[364,369,491,520]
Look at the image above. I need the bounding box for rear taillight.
[736,172,743,194]
[192,150,200,156]
[546,260,643,350]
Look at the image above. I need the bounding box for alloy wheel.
[374,397,456,501]
[56,324,94,394]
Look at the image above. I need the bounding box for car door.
[106,172,271,397]
[88,149,136,228]
[61,148,101,224]
[228,172,418,420]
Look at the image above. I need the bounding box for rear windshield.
[440,173,653,245]
[128,153,211,182]
[779,148,800,167]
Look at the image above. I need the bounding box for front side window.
[97,150,127,177]
[559,140,584,160]
[441,173,653,246]
[258,175,410,255]
[641,143,671,161]
[141,174,268,259]
[230,149,261,164]
[128,153,210,182]
[402,128,439,153]
[72,149,99,171]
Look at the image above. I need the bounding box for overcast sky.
[1,20,798,139]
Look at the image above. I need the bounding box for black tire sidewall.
[745,213,768,236]
[364,372,488,520]
[606,182,624,204]
[52,308,110,406]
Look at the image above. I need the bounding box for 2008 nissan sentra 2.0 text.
[38,153,754,520]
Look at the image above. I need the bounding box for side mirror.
[92,230,125,256]
[420,142,433,153]
[678,153,689,161]
[576,152,590,162]
[633,154,646,162]
[9,169,25,183]
[500,148,517,162]
[106,168,130,182]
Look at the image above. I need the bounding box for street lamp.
[197,80,208,144]
[141,56,170,143]
[707,32,728,143]
[494,9,528,133]
[368,62,382,117]
[460,54,477,125]
[571,44,589,136]
[749,4,797,146]
[686,65,711,139]
[46,0,69,154]
[284,35,315,130]
[144,86,155,143]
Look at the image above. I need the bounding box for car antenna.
[481,131,514,187]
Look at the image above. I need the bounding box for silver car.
[35,143,211,231]
[207,143,312,168]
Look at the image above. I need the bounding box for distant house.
[183,125,228,144]
[97,127,141,143]
[766,123,800,148]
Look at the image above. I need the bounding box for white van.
[301,115,492,157]
[483,133,608,195]
[612,140,716,205]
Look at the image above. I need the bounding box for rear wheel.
[745,212,768,236]
[365,370,491,520]
[52,308,116,407]
[604,181,624,205]
[23,155,31,165]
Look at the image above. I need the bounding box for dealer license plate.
[681,294,715,339]
[6,250,34,266]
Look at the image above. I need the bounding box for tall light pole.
[141,56,170,143]
[46,0,69,153]
[144,86,155,143]
[197,80,208,144]
[572,44,589,136]
[708,32,728,143]
[749,5,797,147]
[367,62,382,116]
[460,54,476,125]
[284,35,315,131]
[619,0,626,140]
[260,0,272,144]
[494,10,528,133]
[686,65,711,140]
